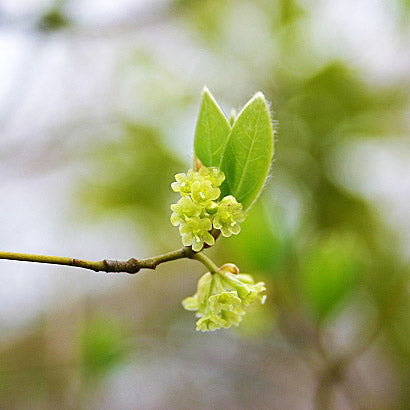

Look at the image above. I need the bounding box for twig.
[0,247,217,274]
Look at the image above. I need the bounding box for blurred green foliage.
[81,317,128,380]
[226,200,290,276]
[38,0,70,31]
[80,123,184,240]
[300,234,360,321]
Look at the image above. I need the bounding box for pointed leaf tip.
[194,88,231,168]
[253,91,265,99]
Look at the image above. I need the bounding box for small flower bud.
[219,263,240,275]
[205,202,218,215]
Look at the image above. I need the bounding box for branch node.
[183,246,195,259]
[103,259,118,272]
[125,258,140,274]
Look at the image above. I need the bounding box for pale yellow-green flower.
[213,195,246,237]
[197,166,225,187]
[171,170,196,196]
[182,271,213,315]
[182,263,266,332]
[170,197,202,226]
[190,179,220,206]
[196,311,227,332]
[171,167,246,250]
[171,167,225,197]
[179,217,215,252]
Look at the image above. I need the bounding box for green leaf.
[219,92,274,210]
[194,87,231,168]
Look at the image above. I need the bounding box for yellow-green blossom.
[196,311,227,332]
[170,197,202,226]
[208,291,242,312]
[171,169,196,196]
[182,272,213,314]
[219,269,267,307]
[220,309,243,327]
[179,217,215,252]
[190,180,220,205]
[171,167,245,250]
[171,167,225,197]
[197,166,225,187]
[182,263,266,332]
[213,195,246,237]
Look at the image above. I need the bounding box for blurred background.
[0,0,409,409]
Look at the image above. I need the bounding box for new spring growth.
[182,263,267,332]
[0,88,274,335]
[171,166,246,251]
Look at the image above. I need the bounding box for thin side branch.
[0,247,200,274]
[191,252,219,273]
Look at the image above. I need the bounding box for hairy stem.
[0,246,217,274]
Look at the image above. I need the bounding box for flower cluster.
[182,264,267,331]
[171,166,245,251]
